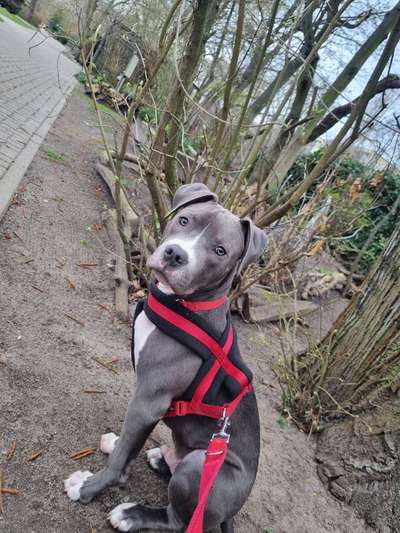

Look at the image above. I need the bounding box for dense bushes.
[48,12,68,44]
[288,150,400,273]
[0,0,23,15]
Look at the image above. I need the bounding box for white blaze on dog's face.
[147,187,267,295]
[148,203,244,295]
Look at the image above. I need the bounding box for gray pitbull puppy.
[65,184,266,532]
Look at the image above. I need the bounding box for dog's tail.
[221,519,234,533]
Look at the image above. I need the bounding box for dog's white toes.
[108,502,137,531]
[64,470,93,501]
[146,447,163,470]
[100,432,119,454]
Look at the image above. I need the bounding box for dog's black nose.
[163,244,188,267]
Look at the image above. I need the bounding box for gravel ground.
[0,87,371,533]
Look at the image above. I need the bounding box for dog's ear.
[168,184,218,216]
[237,218,267,275]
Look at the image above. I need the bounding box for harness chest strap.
[146,292,252,420]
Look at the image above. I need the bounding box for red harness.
[132,284,253,532]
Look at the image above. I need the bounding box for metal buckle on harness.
[212,409,231,443]
[206,412,231,457]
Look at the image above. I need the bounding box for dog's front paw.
[64,470,93,501]
[100,432,119,454]
[108,503,137,531]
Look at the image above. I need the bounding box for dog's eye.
[214,246,226,256]
[179,216,189,226]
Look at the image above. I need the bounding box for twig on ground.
[98,303,114,319]
[13,231,24,242]
[28,449,44,462]
[0,466,19,513]
[6,440,16,461]
[83,389,107,394]
[32,285,44,293]
[64,313,85,327]
[94,356,119,375]
[1,488,19,495]
[65,277,76,289]
[76,262,98,268]
[70,447,96,460]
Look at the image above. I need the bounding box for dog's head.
[147,184,267,296]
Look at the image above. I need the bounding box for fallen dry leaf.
[305,239,325,257]
[132,279,141,291]
[134,290,145,299]
[349,179,362,202]
[65,276,76,290]
[370,171,384,188]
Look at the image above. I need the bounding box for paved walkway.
[0,16,80,219]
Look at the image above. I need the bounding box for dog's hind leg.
[108,503,182,531]
[221,518,234,533]
[146,445,180,480]
[146,447,172,480]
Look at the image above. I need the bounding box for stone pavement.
[0,16,80,219]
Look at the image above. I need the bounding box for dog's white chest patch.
[134,310,156,367]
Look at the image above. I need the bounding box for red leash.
[186,416,231,533]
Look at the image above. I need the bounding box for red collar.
[156,283,227,312]
[180,297,227,312]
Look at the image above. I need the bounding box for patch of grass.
[0,7,36,30]
[45,149,65,163]
[276,412,289,429]
[88,98,118,117]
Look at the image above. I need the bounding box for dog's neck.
[157,283,229,333]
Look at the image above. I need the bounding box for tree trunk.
[27,0,40,21]
[197,0,235,93]
[152,0,219,193]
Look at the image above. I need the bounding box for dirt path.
[0,88,371,533]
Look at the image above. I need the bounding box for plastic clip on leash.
[186,413,231,533]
